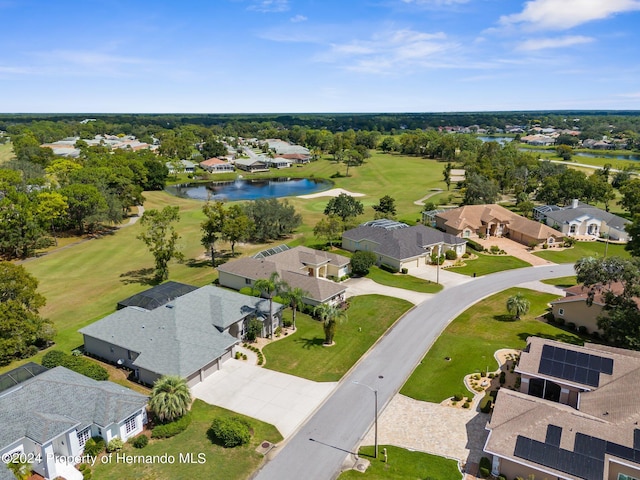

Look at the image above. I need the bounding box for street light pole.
[353,381,378,459]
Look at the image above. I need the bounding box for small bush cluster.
[462,252,470,258]
[208,416,251,447]
[445,249,457,260]
[243,344,264,365]
[479,457,491,478]
[234,351,248,360]
[282,318,293,328]
[131,435,149,449]
[379,263,399,273]
[400,267,408,274]
[78,463,92,480]
[42,350,108,381]
[466,239,485,252]
[151,413,192,439]
[82,437,105,457]
[106,438,124,453]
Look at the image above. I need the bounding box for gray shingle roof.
[342,224,465,261]
[0,366,147,449]
[80,286,277,377]
[544,206,629,230]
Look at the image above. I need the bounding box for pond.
[476,136,514,144]
[165,177,333,201]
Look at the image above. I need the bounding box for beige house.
[217,246,350,307]
[200,157,235,173]
[485,337,640,480]
[551,283,638,335]
[435,204,563,246]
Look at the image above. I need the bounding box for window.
[245,278,251,285]
[124,414,137,434]
[77,427,91,448]
[618,474,640,480]
[558,308,564,316]
[569,225,577,234]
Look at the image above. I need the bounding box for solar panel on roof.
[538,345,614,387]
[546,425,562,446]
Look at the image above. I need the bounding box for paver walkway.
[361,394,489,465]
[473,236,555,266]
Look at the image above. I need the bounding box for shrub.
[82,437,105,457]
[400,267,408,274]
[542,243,549,249]
[479,467,490,478]
[578,325,588,334]
[466,239,484,252]
[274,326,282,337]
[41,350,108,381]
[208,416,251,447]
[567,322,576,331]
[462,402,470,409]
[239,287,256,296]
[555,316,565,326]
[479,456,491,473]
[480,395,493,413]
[245,317,263,342]
[591,331,601,340]
[499,371,506,385]
[282,318,292,328]
[497,475,506,480]
[351,250,377,276]
[106,438,124,453]
[445,249,457,260]
[462,252,470,258]
[151,412,192,439]
[490,245,500,254]
[452,394,463,402]
[379,263,399,273]
[131,435,149,449]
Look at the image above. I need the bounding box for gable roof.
[200,157,232,167]
[80,286,276,378]
[550,282,640,309]
[217,246,349,303]
[0,366,147,449]
[487,337,640,480]
[342,224,465,261]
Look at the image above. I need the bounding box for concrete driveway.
[405,264,475,288]
[344,277,432,304]
[191,359,337,438]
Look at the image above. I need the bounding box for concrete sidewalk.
[191,358,337,438]
[405,264,475,288]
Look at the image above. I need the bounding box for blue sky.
[1,0,639,113]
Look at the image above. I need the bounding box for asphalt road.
[253,263,575,480]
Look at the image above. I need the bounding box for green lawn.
[91,400,282,480]
[338,445,461,480]
[263,295,412,382]
[533,241,631,263]
[400,288,582,403]
[366,266,443,293]
[541,276,577,288]
[447,253,531,276]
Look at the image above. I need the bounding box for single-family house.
[200,157,235,174]
[520,134,555,146]
[165,159,196,174]
[550,282,639,335]
[234,157,269,173]
[342,220,467,270]
[265,157,293,169]
[218,245,350,307]
[435,204,563,246]
[80,286,283,387]
[0,363,147,480]
[539,200,630,242]
[485,337,640,480]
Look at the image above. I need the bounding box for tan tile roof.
[436,204,562,241]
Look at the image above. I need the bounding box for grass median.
[447,253,531,276]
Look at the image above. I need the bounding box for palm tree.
[149,375,192,423]
[281,286,307,330]
[506,292,530,320]
[314,303,347,345]
[254,272,283,339]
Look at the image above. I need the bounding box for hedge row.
[151,412,192,439]
[41,350,109,381]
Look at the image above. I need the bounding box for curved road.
[254,263,575,480]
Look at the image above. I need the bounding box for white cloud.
[248,0,289,13]
[500,0,640,30]
[290,14,307,23]
[317,29,461,74]
[517,35,594,51]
